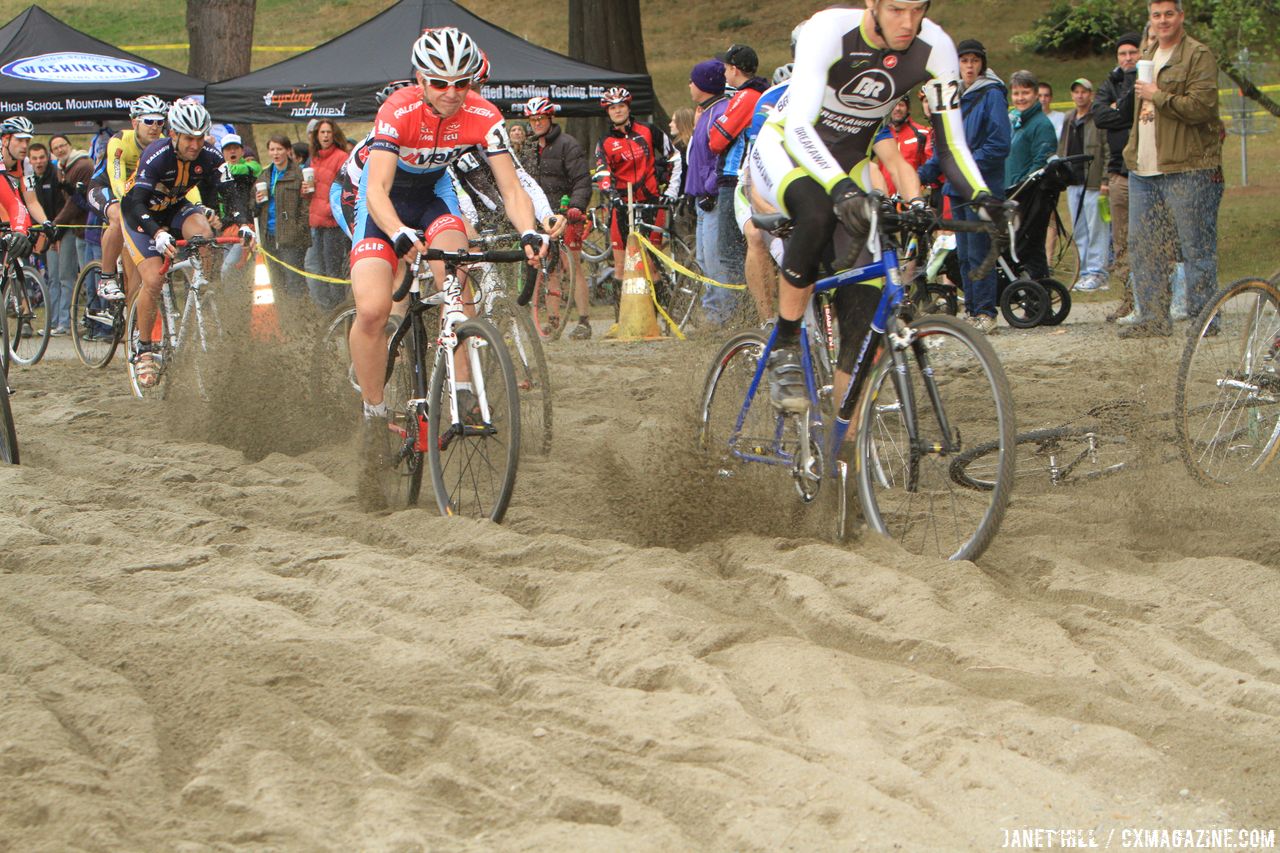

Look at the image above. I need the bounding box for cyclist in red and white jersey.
[348,27,546,430]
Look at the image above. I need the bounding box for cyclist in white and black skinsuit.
[749,0,1001,412]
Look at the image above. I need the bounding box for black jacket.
[531,123,592,211]
[1092,66,1137,176]
[31,164,62,228]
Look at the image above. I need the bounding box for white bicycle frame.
[409,257,495,430]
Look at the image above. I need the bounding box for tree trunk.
[1221,62,1280,119]
[565,0,666,168]
[187,0,259,154]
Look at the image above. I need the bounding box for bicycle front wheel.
[71,260,123,368]
[699,331,779,471]
[654,237,703,332]
[1175,277,1280,486]
[314,302,361,398]
[854,314,1016,561]
[6,264,50,366]
[489,294,552,456]
[125,292,173,399]
[428,319,520,522]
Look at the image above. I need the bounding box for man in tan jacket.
[1119,0,1223,338]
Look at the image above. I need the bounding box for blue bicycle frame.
[727,244,906,474]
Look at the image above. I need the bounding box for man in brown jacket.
[1119,0,1223,338]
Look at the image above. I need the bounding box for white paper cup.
[255,181,267,202]
[302,166,315,182]
[1136,60,1154,84]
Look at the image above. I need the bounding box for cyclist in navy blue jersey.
[119,99,255,387]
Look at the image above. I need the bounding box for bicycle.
[370,240,526,521]
[319,235,553,459]
[1175,276,1280,485]
[699,196,1018,562]
[950,400,1144,491]
[125,235,237,399]
[2,225,54,366]
[70,256,127,368]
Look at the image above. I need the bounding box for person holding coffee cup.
[256,134,312,304]
[1119,0,1223,338]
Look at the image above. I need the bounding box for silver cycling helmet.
[167,99,212,137]
[411,27,482,79]
[130,94,168,119]
[376,79,414,105]
[0,116,34,137]
[772,63,793,85]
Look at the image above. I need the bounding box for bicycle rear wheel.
[1175,277,1280,486]
[854,314,1016,561]
[314,302,361,398]
[427,319,520,522]
[489,294,552,456]
[71,260,123,368]
[125,292,173,399]
[6,264,50,366]
[951,425,1134,492]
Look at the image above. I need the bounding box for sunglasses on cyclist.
[139,117,165,126]
[423,76,473,91]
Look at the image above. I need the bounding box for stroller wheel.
[1000,279,1049,328]
[1038,278,1071,326]
[923,283,959,316]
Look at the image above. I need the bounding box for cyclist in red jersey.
[349,27,546,433]
[0,160,33,256]
[593,87,672,283]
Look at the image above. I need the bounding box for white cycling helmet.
[411,27,482,79]
[772,63,793,85]
[376,79,414,106]
[130,94,168,119]
[167,99,212,137]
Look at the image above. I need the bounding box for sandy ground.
[2,298,1278,851]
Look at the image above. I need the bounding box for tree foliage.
[1012,0,1145,57]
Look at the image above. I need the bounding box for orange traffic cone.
[604,232,662,341]
[251,254,283,342]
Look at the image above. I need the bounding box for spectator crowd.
[2,0,1224,341]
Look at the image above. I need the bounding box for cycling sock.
[578,315,589,325]
[363,400,388,419]
[775,317,801,346]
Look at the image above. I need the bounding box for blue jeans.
[307,226,350,310]
[697,203,733,325]
[48,235,80,331]
[1066,185,1110,278]
[953,203,997,317]
[1128,169,1222,324]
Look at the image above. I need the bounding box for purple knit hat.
[690,59,725,96]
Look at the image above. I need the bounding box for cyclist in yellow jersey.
[85,95,173,301]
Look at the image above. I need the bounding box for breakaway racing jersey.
[367,86,511,198]
[450,145,552,227]
[772,7,987,199]
[122,139,247,235]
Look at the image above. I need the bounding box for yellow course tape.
[120,44,314,52]
[636,247,684,341]
[257,244,351,285]
[632,232,745,291]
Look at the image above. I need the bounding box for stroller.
[910,153,1092,328]
[996,153,1094,328]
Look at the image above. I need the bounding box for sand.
[2,300,1277,851]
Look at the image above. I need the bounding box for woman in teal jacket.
[1005,70,1059,278]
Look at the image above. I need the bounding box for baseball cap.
[1070,77,1094,92]
[690,59,726,96]
[220,133,243,149]
[715,44,758,74]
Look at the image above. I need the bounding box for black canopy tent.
[0,5,206,124]
[204,0,653,122]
